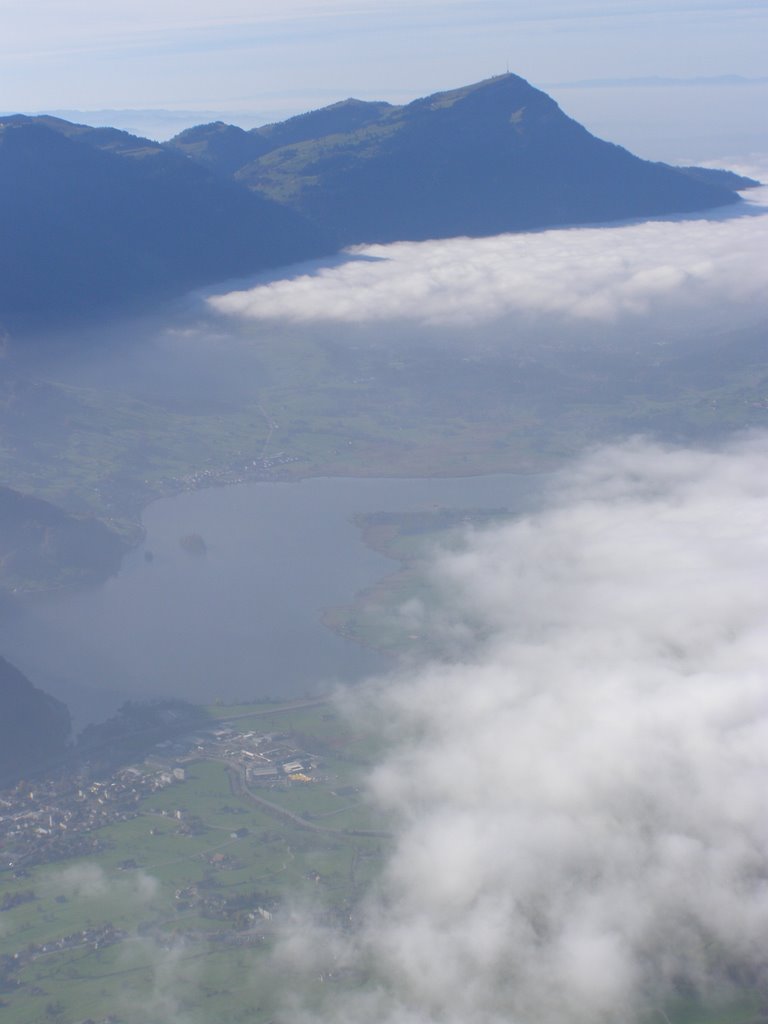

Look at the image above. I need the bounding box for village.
[0,717,321,874]
[0,702,382,1022]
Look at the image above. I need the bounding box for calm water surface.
[0,474,541,726]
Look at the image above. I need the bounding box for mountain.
[168,74,747,247]
[0,655,71,785]
[0,75,752,330]
[171,98,394,174]
[0,484,130,592]
[673,165,760,191]
[0,116,331,329]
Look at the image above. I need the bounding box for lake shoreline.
[0,472,543,729]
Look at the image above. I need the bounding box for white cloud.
[50,862,111,897]
[46,862,159,904]
[278,432,768,1024]
[118,936,194,1024]
[210,190,768,330]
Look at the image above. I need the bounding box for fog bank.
[274,433,768,1024]
[210,186,768,334]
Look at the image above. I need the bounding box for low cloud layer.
[210,189,768,330]
[278,433,768,1024]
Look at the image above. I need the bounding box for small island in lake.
[180,533,207,555]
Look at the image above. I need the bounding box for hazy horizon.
[3,0,766,163]
[5,74,767,166]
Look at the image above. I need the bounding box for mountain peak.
[224,74,740,246]
[0,76,748,329]
[419,72,539,103]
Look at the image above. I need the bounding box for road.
[225,763,392,840]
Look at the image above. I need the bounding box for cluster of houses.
[198,725,317,785]
[174,450,302,494]
[0,762,187,870]
[0,719,319,872]
[4,922,124,969]
[0,922,124,1002]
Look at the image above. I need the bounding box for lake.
[0,473,542,727]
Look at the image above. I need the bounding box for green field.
[4,314,768,534]
[0,702,387,1024]
[323,507,510,657]
[1,699,763,1024]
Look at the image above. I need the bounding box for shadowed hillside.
[0,117,331,330]
[0,484,130,592]
[170,74,746,247]
[0,656,71,785]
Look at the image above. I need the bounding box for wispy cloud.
[117,936,195,1024]
[0,1,460,58]
[549,74,768,87]
[45,862,159,904]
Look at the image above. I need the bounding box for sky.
[2,1,767,159]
